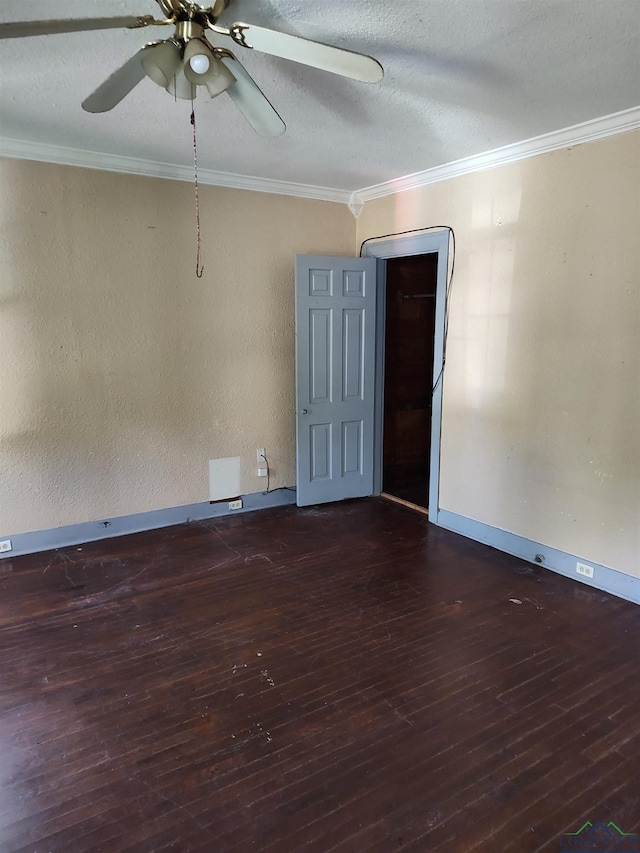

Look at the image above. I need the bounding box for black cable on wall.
[359,225,456,396]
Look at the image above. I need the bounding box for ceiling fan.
[0,0,384,137]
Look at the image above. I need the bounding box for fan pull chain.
[190,107,204,278]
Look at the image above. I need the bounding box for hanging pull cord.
[190,107,204,278]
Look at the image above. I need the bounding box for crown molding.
[350,106,640,206]
[0,137,351,205]
[2,106,638,209]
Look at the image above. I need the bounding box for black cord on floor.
[259,451,296,495]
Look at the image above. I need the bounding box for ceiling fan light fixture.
[142,40,182,88]
[204,60,236,98]
[183,38,235,96]
[183,38,214,83]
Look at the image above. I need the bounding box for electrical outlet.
[576,562,594,579]
[0,539,12,553]
[258,467,268,477]
[229,499,243,510]
[257,448,265,462]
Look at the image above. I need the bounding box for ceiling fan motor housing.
[175,20,205,40]
[156,1,230,24]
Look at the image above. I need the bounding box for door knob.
[301,409,308,414]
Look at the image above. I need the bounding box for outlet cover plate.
[576,561,595,579]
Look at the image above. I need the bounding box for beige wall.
[0,159,355,534]
[2,134,638,579]
[357,130,640,578]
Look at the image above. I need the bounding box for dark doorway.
[382,253,438,510]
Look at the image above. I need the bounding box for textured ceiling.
[1,0,639,192]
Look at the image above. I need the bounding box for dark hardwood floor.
[1,498,638,852]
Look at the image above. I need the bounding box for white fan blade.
[220,55,285,137]
[227,23,383,83]
[0,16,158,39]
[82,48,148,113]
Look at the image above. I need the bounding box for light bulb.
[189,53,210,75]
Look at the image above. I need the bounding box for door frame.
[362,231,450,517]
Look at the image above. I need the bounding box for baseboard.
[5,496,635,605]
[435,509,638,605]
[0,489,297,559]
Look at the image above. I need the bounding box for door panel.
[310,310,331,402]
[343,309,364,399]
[342,420,363,474]
[295,255,377,507]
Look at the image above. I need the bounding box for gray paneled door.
[295,254,377,506]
